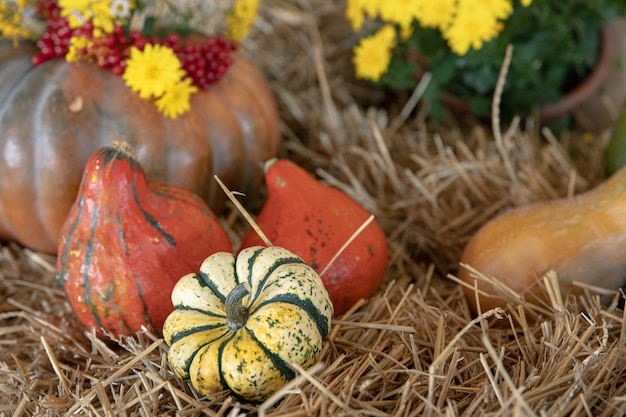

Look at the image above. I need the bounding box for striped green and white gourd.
[163,245,333,402]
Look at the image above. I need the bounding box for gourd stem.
[225,282,251,331]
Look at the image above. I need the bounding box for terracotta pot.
[539,20,626,130]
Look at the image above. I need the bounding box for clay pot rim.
[539,25,614,123]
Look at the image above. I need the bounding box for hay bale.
[1,1,625,416]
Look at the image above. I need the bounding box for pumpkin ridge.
[56,192,86,288]
[81,207,107,332]
[152,187,213,217]
[185,331,231,384]
[131,182,176,247]
[254,293,330,339]
[168,321,228,345]
[244,327,296,382]
[250,255,306,302]
[196,271,228,304]
[216,333,236,396]
[174,305,227,319]
[116,211,155,331]
[6,60,68,245]
[0,47,41,117]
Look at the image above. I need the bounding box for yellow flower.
[361,0,381,18]
[352,24,396,82]
[378,0,420,30]
[345,0,381,31]
[443,0,502,55]
[66,35,94,62]
[521,0,532,6]
[484,0,513,20]
[123,44,185,99]
[58,0,115,34]
[227,0,259,41]
[0,0,32,44]
[156,78,199,119]
[415,0,456,30]
[58,0,90,28]
[345,0,365,31]
[90,0,114,33]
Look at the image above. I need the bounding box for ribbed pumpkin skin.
[0,40,280,254]
[163,246,333,402]
[240,159,389,316]
[57,143,233,338]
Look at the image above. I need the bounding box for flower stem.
[225,282,250,331]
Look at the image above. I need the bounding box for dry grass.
[2,1,626,416]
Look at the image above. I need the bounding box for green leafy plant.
[347,0,626,121]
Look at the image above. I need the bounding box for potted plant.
[0,0,280,254]
[345,0,626,127]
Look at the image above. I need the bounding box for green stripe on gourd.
[163,246,333,402]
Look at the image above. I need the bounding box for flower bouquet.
[1,0,259,118]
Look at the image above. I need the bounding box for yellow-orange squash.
[0,40,280,254]
[458,167,626,314]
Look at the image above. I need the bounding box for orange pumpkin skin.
[0,41,279,254]
[56,142,233,338]
[240,159,389,316]
[458,168,626,314]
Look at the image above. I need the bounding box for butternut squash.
[458,168,626,313]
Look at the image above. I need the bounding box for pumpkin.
[240,159,389,316]
[0,40,280,254]
[163,245,333,402]
[57,141,233,338]
[458,166,626,314]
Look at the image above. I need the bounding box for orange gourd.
[458,167,626,314]
[240,159,389,316]
[56,142,232,338]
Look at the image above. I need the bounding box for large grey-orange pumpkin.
[0,40,280,254]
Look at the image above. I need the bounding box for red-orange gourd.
[240,159,389,316]
[0,40,280,254]
[458,167,626,314]
[56,142,232,338]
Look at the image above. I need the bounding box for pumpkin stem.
[225,282,251,331]
[112,141,138,160]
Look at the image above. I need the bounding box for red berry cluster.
[30,0,238,89]
[166,34,239,89]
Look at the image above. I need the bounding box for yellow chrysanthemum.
[227,0,259,41]
[345,0,365,31]
[66,35,94,62]
[378,0,420,30]
[361,0,381,18]
[345,0,381,31]
[155,78,199,119]
[58,0,114,34]
[521,0,532,6]
[443,1,501,55]
[484,0,513,20]
[90,1,114,33]
[123,44,185,99]
[352,24,396,82]
[58,0,90,28]
[415,0,456,30]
